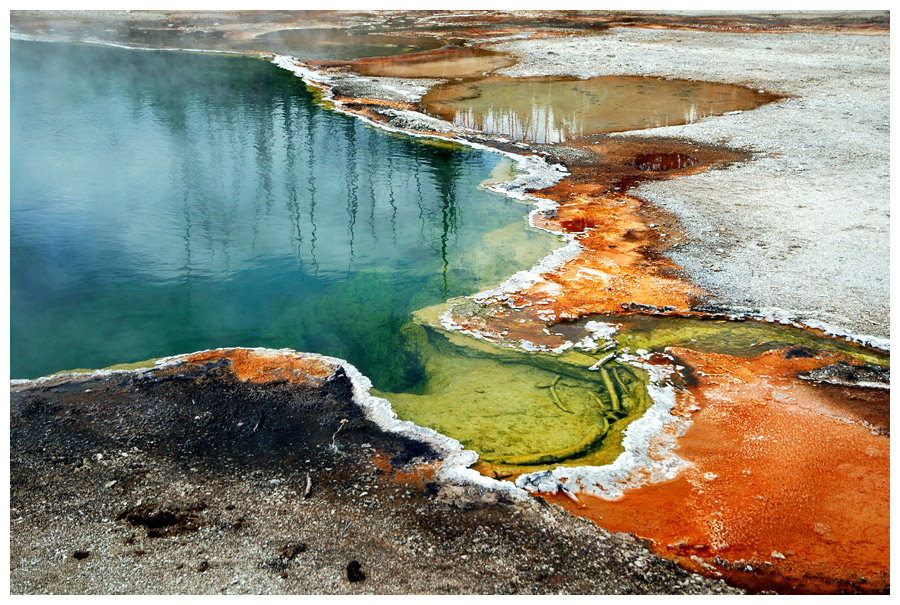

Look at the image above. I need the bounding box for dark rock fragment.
[347,560,365,582]
[117,502,203,537]
[278,542,307,560]
[784,346,817,359]
[632,152,699,172]
[73,550,89,560]
[800,361,890,388]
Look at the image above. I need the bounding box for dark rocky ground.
[10,355,740,594]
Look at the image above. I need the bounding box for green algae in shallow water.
[50,358,163,376]
[382,305,889,473]
[261,222,559,390]
[381,309,655,472]
[551,315,889,368]
[479,156,523,188]
[420,75,780,143]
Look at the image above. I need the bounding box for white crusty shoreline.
[494,27,890,340]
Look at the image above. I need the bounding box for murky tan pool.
[420,75,780,142]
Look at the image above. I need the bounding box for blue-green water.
[10,40,555,386]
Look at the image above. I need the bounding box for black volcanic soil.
[9,355,740,594]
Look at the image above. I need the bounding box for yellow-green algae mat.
[380,304,889,475]
[379,305,655,473]
[565,314,889,368]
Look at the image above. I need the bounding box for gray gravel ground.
[495,27,889,339]
[9,361,740,595]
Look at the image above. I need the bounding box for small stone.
[73,550,90,560]
[347,560,365,582]
[197,560,209,573]
[278,542,307,560]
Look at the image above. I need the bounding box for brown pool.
[421,75,780,142]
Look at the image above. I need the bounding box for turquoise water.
[10,41,556,386]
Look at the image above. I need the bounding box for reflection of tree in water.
[304,99,320,275]
[366,132,379,241]
[251,75,277,250]
[385,141,398,245]
[341,119,359,273]
[281,88,304,271]
[425,147,463,296]
[114,49,282,273]
[412,143,428,246]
